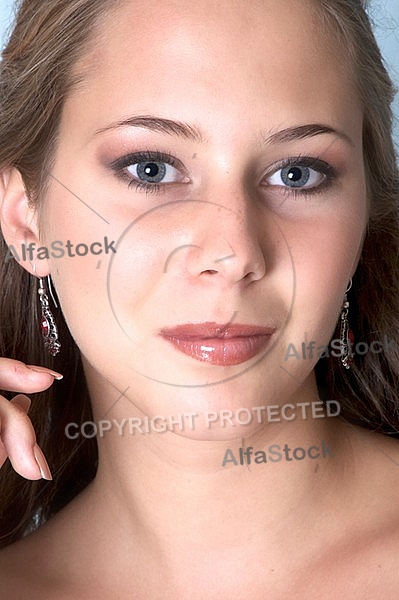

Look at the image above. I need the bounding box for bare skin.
[1,0,399,598]
[1,405,399,599]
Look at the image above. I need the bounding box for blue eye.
[129,161,182,184]
[281,166,311,187]
[261,156,338,201]
[267,164,325,189]
[110,150,189,193]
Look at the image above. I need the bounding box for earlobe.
[0,167,49,277]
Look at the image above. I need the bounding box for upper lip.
[159,322,276,339]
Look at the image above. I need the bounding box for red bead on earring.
[340,279,354,369]
[38,276,61,357]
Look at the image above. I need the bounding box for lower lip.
[160,335,273,366]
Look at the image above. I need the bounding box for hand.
[0,359,63,481]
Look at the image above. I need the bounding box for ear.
[0,167,50,277]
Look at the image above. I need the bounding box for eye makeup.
[109,149,189,194]
[107,146,339,200]
[262,155,338,199]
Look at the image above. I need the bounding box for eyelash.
[110,150,337,197]
[263,155,337,198]
[110,150,179,195]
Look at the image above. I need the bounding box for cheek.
[286,204,366,342]
[45,203,177,361]
[107,220,169,335]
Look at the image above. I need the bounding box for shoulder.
[0,535,89,599]
[0,537,41,598]
[0,492,87,599]
[342,425,399,523]
[319,426,399,596]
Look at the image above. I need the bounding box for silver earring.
[340,279,354,369]
[38,276,61,357]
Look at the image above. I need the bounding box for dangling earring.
[340,279,354,369]
[37,275,61,357]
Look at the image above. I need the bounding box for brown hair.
[0,0,398,548]
[0,0,122,547]
[314,1,399,430]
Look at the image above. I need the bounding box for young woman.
[0,0,399,597]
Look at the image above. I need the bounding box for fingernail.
[27,366,63,380]
[12,394,31,412]
[33,444,53,481]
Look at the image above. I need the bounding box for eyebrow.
[94,115,354,148]
[94,115,204,143]
[263,123,354,147]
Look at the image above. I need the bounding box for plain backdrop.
[0,0,398,147]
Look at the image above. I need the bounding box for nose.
[184,198,267,286]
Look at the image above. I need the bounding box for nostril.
[202,269,218,275]
[244,270,263,283]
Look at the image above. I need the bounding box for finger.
[0,358,63,393]
[0,437,7,470]
[0,394,31,468]
[0,394,51,480]
[0,394,32,467]
[10,394,31,413]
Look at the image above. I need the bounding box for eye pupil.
[281,166,310,188]
[287,167,302,181]
[137,161,166,183]
[144,163,159,176]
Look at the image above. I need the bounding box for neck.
[80,366,350,576]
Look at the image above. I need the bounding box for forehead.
[63,0,359,144]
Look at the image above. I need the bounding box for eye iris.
[137,161,166,183]
[281,166,310,188]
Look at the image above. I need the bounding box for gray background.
[0,0,398,147]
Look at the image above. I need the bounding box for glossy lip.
[159,322,276,366]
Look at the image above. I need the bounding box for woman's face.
[39,0,367,438]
